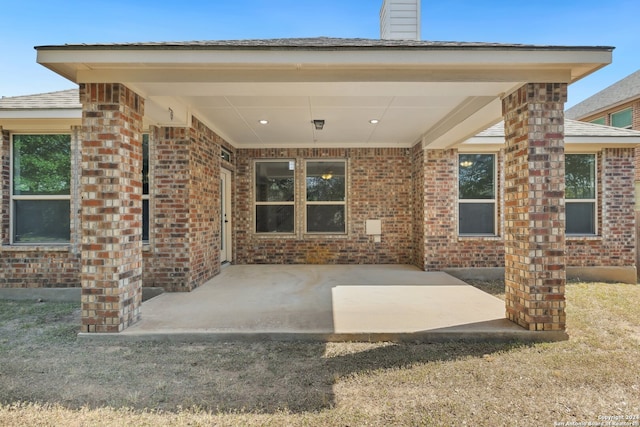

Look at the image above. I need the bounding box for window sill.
[2,244,71,252]
[567,235,602,241]
[253,233,298,239]
[303,233,349,239]
[458,235,502,241]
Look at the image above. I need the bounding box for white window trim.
[304,159,348,235]
[254,159,296,234]
[9,133,71,245]
[457,153,497,237]
[566,152,598,236]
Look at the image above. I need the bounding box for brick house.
[566,69,640,270]
[1,2,639,333]
[566,69,640,131]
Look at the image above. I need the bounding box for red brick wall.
[187,116,221,286]
[79,83,144,332]
[234,147,413,264]
[0,127,81,288]
[0,249,79,287]
[144,126,192,290]
[141,118,223,291]
[418,148,505,270]
[567,148,636,266]
[411,144,425,268]
[502,83,567,331]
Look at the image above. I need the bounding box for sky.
[1,0,639,108]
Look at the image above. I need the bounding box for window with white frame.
[11,134,71,243]
[566,153,596,235]
[610,108,632,129]
[142,133,149,242]
[306,160,346,233]
[458,153,496,235]
[255,160,295,233]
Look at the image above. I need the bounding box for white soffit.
[36,44,612,148]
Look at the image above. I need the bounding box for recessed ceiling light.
[259,119,269,125]
[369,119,380,124]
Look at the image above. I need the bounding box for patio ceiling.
[36,39,613,149]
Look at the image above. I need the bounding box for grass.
[0,281,639,426]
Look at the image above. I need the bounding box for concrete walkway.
[89,265,567,343]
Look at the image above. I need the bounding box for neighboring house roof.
[0,88,80,110]
[566,69,640,120]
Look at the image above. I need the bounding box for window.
[221,148,232,163]
[11,134,71,243]
[590,117,606,125]
[255,161,295,233]
[306,161,346,233]
[142,134,149,242]
[611,108,632,129]
[566,154,596,235]
[458,153,496,235]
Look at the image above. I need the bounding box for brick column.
[502,83,567,331]
[151,126,193,291]
[80,83,144,332]
[423,149,458,270]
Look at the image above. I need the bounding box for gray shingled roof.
[566,69,640,120]
[35,37,613,51]
[0,88,80,109]
[475,119,640,138]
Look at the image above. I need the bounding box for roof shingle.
[475,119,640,138]
[0,88,80,109]
[35,37,613,51]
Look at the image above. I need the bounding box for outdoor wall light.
[313,119,325,130]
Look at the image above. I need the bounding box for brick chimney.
[380,0,421,41]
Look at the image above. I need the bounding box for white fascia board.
[0,118,81,132]
[37,48,611,84]
[37,48,611,67]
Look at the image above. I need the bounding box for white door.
[220,169,233,263]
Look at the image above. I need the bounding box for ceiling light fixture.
[369,119,379,124]
[259,119,269,125]
[321,171,333,180]
[313,119,325,130]
[460,160,473,168]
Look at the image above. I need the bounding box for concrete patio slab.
[81,265,568,343]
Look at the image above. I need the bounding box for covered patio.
[28,35,617,335]
[86,265,568,342]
